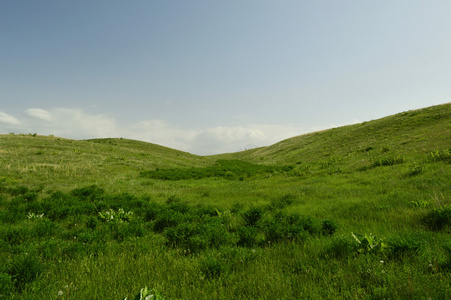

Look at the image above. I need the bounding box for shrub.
[33,219,57,237]
[424,205,451,230]
[201,256,227,279]
[237,226,259,247]
[71,185,105,201]
[0,272,13,297]
[86,216,98,230]
[387,235,421,259]
[430,148,451,163]
[153,210,185,232]
[8,254,43,291]
[242,207,264,226]
[325,236,357,258]
[321,219,338,235]
[269,194,296,209]
[406,162,425,176]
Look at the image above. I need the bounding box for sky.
[1,1,451,155]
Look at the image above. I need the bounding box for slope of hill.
[216,102,451,166]
[0,135,211,193]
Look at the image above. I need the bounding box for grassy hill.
[218,102,451,165]
[0,103,450,299]
[0,135,211,193]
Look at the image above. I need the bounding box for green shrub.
[430,148,451,163]
[8,254,43,291]
[242,207,264,226]
[387,235,421,259]
[33,219,57,237]
[424,205,451,230]
[269,194,296,209]
[86,216,98,230]
[0,272,13,297]
[406,162,425,176]
[321,219,338,235]
[237,226,259,247]
[71,185,105,201]
[325,236,357,258]
[153,210,185,232]
[201,256,227,279]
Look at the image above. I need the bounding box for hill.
[0,102,450,299]
[0,135,211,193]
[216,102,451,166]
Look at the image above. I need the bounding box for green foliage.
[242,207,264,227]
[424,205,451,230]
[321,219,338,235]
[0,272,13,298]
[351,232,387,255]
[237,226,259,247]
[406,162,425,176]
[124,286,165,300]
[8,254,43,291]
[0,103,450,299]
[430,148,451,163]
[201,255,227,279]
[98,208,134,223]
[387,235,422,259]
[141,159,289,181]
[371,155,405,167]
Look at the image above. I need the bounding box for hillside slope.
[0,135,211,192]
[216,102,451,167]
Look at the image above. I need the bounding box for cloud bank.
[0,108,357,155]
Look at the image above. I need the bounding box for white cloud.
[25,108,53,121]
[0,111,21,126]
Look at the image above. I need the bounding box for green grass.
[0,103,450,299]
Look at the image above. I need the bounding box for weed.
[124,286,165,300]
[351,232,387,255]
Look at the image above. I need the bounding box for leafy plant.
[351,232,387,255]
[371,155,405,167]
[98,208,133,223]
[124,286,165,300]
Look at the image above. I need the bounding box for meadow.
[0,103,450,299]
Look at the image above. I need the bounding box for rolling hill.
[0,102,450,299]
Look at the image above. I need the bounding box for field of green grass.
[0,103,450,299]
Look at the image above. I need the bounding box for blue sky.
[1,1,450,155]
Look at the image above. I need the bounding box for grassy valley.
[0,103,450,299]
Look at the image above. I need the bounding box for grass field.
[0,103,450,299]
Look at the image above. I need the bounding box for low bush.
[0,272,13,297]
[424,205,451,230]
[242,207,264,227]
[8,254,43,291]
[387,235,422,259]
